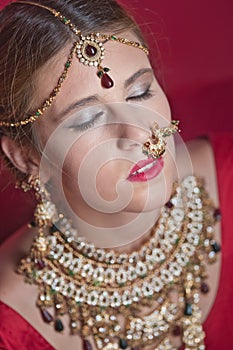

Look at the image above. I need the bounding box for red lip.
[127,157,164,182]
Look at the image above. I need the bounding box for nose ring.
[142,120,180,159]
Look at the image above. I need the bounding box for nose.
[116,122,149,151]
[106,103,150,151]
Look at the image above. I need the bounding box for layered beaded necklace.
[18,176,221,350]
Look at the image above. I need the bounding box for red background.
[0,0,232,242]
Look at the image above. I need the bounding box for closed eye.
[67,111,104,131]
[126,86,155,102]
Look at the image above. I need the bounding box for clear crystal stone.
[93,267,104,282]
[105,268,115,283]
[87,290,99,306]
[110,291,121,308]
[99,291,110,307]
[116,269,127,284]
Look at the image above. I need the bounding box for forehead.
[34,33,151,117]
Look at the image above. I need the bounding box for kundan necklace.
[18,175,221,350]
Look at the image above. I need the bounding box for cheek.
[62,144,134,213]
[60,135,120,204]
[96,162,119,201]
[96,159,129,201]
[150,87,171,120]
[62,140,89,188]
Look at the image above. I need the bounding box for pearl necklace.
[18,176,221,350]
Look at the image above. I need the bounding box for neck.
[61,208,162,252]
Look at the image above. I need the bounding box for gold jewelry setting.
[0,1,149,128]
[142,121,180,159]
[17,176,221,350]
[77,35,105,66]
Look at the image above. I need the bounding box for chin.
[123,174,174,213]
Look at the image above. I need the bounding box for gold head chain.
[0,1,149,128]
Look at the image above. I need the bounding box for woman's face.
[34,33,176,229]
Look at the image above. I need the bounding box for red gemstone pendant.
[85,44,97,57]
[37,259,45,270]
[101,73,114,88]
[40,309,53,323]
[97,67,114,89]
[83,339,92,350]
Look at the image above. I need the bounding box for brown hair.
[0,0,146,177]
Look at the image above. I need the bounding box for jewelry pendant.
[97,66,114,88]
[76,35,104,67]
[83,339,92,350]
[40,309,53,323]
[76,35,114,89]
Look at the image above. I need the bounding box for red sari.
[1,134,233,349]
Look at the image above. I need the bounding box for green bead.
[184,302,193,316]
[54,318,64,332]
[119,338,128,349]
[35,111,41,116]
[50,224,59,233]
[93,280,101,286]
[65,62,71,68]
[111,35,117,40]
[97,70,103,78]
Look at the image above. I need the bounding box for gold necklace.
[18,176,221,350]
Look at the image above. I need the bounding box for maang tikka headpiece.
[0,1,149,128]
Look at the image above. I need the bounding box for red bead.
[40,309,53,323]
[213,208,221,221]
[200,282,209,294]
[144,141,150,147]
[101,73,114,88]
[172,325,182,336]
[85,44,97,57]
[83,339,92,350]
[37,260,45,269]
[50,90,57,97]
[151,134,159,144]
[165,200,174,209]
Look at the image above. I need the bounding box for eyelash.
[77,120,96,131]
[69,87,154,131]
[68,111,103,131]
[127,87,154,102]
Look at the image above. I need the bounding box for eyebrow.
[124,68,153,88]
[53,95,99,122]
[54,67,153,122]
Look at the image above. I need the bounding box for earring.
[142,120,180,159]
[19,175,58,260]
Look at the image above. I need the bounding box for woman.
[0,1,232,349]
